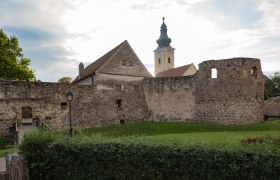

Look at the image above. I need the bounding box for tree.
[0,29,35,80]
[264,72,280,99]
[58,77,72,84]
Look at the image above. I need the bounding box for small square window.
[122,60,126,65]
[129,61,133,66]
[132,85,140,92]
[120,119,125,124]
[115,84,122,91]
[116,99,122,108]
[61,102,67,110]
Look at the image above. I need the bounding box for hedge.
[19,132,280,180]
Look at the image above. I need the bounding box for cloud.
[189,0,262,30]
[0,0,87,81]
[130,0,171,11]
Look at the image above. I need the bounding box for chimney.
[79,62,84,78]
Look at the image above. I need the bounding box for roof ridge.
[156,64,192,77]
[95,40,128,73]
[72,40,127,83]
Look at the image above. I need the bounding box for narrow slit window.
[211,68,217,79]
[116,99,122,108]
[158,58,161,64]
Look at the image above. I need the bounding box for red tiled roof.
[155,64,191,77]
[72,41,126,84]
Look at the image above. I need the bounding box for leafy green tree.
[0,29,35,80]
[58,77,72,84]
[264,72,280,99]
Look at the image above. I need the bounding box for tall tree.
[58,77,72,84]
[264,72,280,99]
[0,29,35,80]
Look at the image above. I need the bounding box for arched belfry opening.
[211,68,217,79]
[22,106,33,125]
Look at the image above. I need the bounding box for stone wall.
[0,80,149,137]
[71,82,149,128]
[264,97,280,118]
[194,58,264,124]
[0,81,71,137]
[143,76,195,121]
[0,57,266,137]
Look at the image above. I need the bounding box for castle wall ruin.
[143,76,195,121]
[0,80,149,137]
[194,58,264,124]
[0,58,265,137]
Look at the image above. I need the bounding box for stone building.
[72,40,152,86]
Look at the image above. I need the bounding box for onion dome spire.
[156,17,172,47]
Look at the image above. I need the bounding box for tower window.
[158,58,161,64]
[211,68,217,79]
[129,61,133,66]
[251,66,257,77]
[168,58,171,63]
[122,60,126,65]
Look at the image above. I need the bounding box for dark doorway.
[120,119,125,124]
[22,106,33,125]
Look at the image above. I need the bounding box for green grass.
[0,138,17,157]
[81,118,280,137]
[70,119,278,155]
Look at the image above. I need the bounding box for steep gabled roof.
[72,41,126,84]
[155,64,192,77]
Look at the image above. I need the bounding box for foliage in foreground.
[0,137,17,157]
[20,131,280,180]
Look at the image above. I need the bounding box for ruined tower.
[194,58,264,124]
[154,17,175,76]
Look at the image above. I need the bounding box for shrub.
[19,132,280,180]
[241,135,280,145]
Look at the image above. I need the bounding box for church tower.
[154,17,175,76]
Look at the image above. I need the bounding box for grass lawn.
[0,138,17,157]
[78,119,280,155]
[82,118,280,136]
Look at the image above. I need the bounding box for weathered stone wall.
[194,58,264,124]
[264,97,280,118]
[71,82,149,128]
[0,80,149,137]
[0,81,72,137]
[143,76,195,121]
[0,57,266,137]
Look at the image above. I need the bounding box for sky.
[0,0,279,82]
